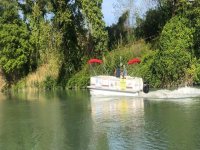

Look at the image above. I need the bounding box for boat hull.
[89,87,140,97]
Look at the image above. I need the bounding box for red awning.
[88,58,103,64]
[128,58,141,65]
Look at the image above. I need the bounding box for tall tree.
[0,0,32,82]
[106,11,134,49]
[81,0,108,56]
[19,0,55,67]
[185,0,200,57]
[49,0,108,85]
[1,0,109,86]
[49,0,84,85]
[134,0,174,42]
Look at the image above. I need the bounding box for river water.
[0,87,200,150]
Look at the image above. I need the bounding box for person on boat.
[123,65,127,78]
[114,67,121,78]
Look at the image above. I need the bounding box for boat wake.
[140,87,200,99]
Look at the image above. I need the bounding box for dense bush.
[43,76,57,90]
[143,50,193,88]
[67,66,90,89]
[0,19,32,82]
[159,15,194,52]
[138,15,195,88]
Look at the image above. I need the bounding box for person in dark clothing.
[115,67,121,78]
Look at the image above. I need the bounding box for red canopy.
[128,58,141,65]
[88,58,103,64]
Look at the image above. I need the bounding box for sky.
[102,0,156,26]
[102,0,116,26]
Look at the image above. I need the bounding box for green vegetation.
[1,0,200,91]
[0,0,32,83]
[67,40,149,89]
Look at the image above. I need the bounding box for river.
[0,88,200,150]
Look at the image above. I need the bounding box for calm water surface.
[0,90,200,150]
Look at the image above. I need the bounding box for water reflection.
[90,96,146,150]
[0,90,92,150]
[90,96,144,119]
[90,96,200,150]
[1,91,200,150]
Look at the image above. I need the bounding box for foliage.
[0,0,108,90]
[43,76,57,90]
[185,0,200,57]
[2,0,200,90]
[106,11,135,49]
[159,15,194,52]
[81,0,108,56]
[49,0,108,85]
[0,0,32,82]
[146,50,192,88]
[12,50,62,90]
[104,41,149,75]
[67,66,90,89]
[131,0,200,88]
[12,78,27,91]
[137,50,160,87]
[0,0,20,24]
[135,1,173,42]
[67,41,150,88]
[0,23,31,81]
[193,59,200,84]
[138,15,195,88]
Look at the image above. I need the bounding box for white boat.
[88,75,149,96]
[87,58,149,96]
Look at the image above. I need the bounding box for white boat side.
[88,75,145,96]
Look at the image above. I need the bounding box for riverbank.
[3,38,199,92]
[7,40,148,91]
[0,69,6,92]
[9,51,62,91]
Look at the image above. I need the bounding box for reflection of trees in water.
[0,93,6,102]
[0,96,40,149]
[0,90,93,150]
[59,91,92,150]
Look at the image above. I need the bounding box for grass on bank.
[12,51,62,91]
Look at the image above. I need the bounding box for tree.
[19,0,57,67]
[81,0,108,56]
[106,11,134,49]
[151,49,192,87]
[39,0,108,85]
[185,0,200,57]
[134,0,173,42]
[0,0,109,87]
[0,0,32,82]
[159,15,194,52]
